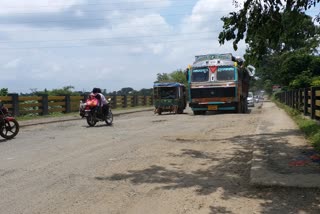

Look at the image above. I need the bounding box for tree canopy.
[155,69,187,86]
[0,88,8,96]
[29,86,81,96]
[219,0,320,55]
[219,0,320,92]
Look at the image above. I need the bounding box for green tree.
[49,86,78,96]
[289,70,312,89]
[264,79,274,95]
[156,73,170,82]
[44,86,80,96]
[139,88,153,96]
[311,76,320,86]
[170,70,187,86]
[219,1,320,91]
[279,53,311,86]
[252,52,320,90]
[219,0,320,55]
[249,77,266,94]
[118,87,134,95]
[155,69,187,85]
[0,88,8,96]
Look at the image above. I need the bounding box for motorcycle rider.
[92,88,109,117]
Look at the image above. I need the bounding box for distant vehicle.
[153,82,187,115]
[254,95,259,103]
[247,92,254,107]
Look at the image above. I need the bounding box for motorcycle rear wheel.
[105,110,113,125]
[86,114,97,127]
[0,119,19,139]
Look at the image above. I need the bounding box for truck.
[186,53,255,115]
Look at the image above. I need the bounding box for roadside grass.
[17,112,79,121]
[273,98,320,151]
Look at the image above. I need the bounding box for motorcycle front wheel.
[0,119,19,139]
[86,113,97,127]
[105,110,113,125]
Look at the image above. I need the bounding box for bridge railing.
[275,87,320,121]
[0,94,153,116]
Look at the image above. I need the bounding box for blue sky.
[0,0,318,93]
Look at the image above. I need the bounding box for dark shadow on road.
[0,139,7,143]
[95,129,320,213]
[210,206,233,214]
[188,109,253,116]
[84,124,113,128]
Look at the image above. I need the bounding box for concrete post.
[41,94,49,115]
[65,95,71,113]
[8,93,19,116]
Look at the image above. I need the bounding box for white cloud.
[121,0,171,10]
[0,0,82,14]
[104,13,171,54]
[3,58,21,68]
[182,0,235,32]
[74,9,85,17]
[148,44,165,54]
[164,0,245,64]
[0,0,249,93]
[108,13,171,35]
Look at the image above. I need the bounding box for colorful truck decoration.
[186,53,255,115]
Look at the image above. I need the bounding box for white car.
[247,92,254,107]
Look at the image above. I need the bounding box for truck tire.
[193,111,201,115]
[242,97,248,113]
[193,110,205,115]
[236,102,241,113]
[177,108,184,114]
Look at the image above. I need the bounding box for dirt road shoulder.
[250,101,320,188]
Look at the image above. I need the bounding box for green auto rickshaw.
[153,82,187,115]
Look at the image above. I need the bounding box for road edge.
[19,107,154,127]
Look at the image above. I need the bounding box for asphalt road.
[0,103,319,214]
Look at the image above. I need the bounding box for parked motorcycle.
[0,102,19,139]
[80,97,113,127]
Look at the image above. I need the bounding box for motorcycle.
[0,102,19,139]
[79,97,113,127]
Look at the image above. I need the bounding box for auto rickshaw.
[153,82,187,115]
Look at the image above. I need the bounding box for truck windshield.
[217,66,235,81]
[191,68,209,82]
